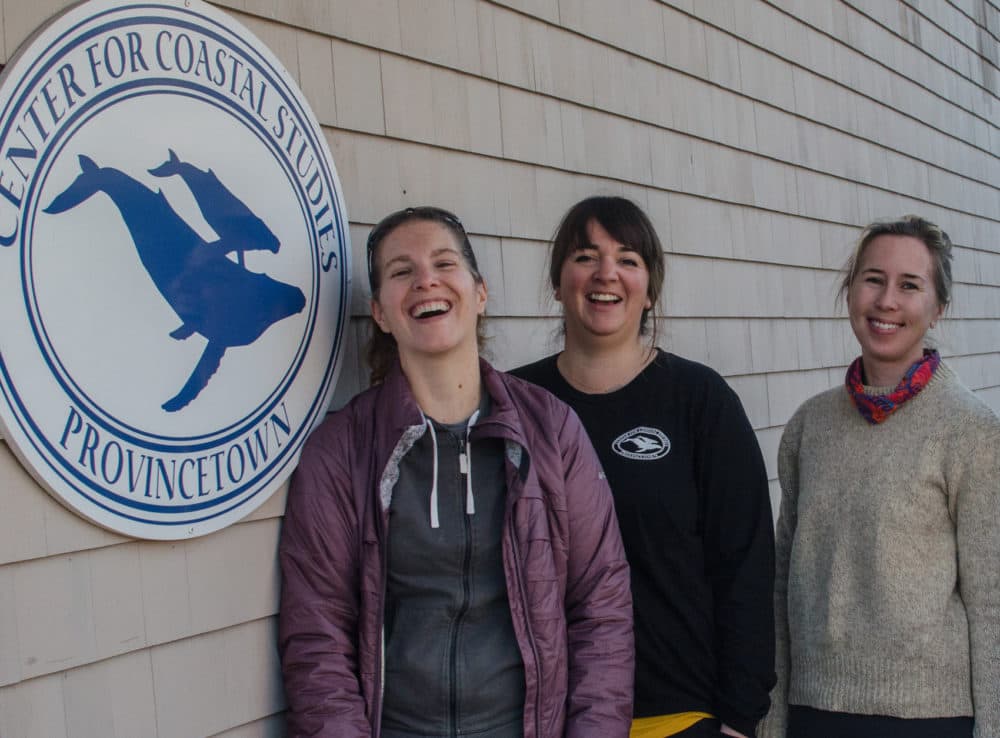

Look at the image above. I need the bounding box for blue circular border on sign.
[12,12,336,449]
[0,3,351,526]
[23,82,318,450]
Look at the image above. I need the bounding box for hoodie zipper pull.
[462,446,475,515]
[463,410,479,516]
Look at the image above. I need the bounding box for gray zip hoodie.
[382,394,525,737]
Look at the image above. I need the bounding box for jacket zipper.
[449,501,473,737]
[374,469,391,738]
[376,575,386,738]
[448,435,473,738]
[506,470,542,738]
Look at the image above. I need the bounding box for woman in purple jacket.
[279,206,634,738]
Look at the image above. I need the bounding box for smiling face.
[556,218,652,349]
[847,234,944,386]
[370,219,487,365]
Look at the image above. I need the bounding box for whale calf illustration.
[44,154,306,412]
[148,149,278,266]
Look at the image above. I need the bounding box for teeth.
[588,293,620,303]
[870,319,899,330]
[411,300,450,317]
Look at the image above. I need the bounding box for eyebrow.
[382,246,461,269]
[574,242,638,252]
[861,267,927,281]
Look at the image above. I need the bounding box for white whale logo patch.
[611,427,670,460]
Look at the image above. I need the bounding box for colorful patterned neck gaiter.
[845,350,941,425]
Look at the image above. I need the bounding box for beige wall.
[1,0,998,735]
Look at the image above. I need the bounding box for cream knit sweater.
[760,362,1000,738]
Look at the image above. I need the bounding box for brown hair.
[839,215,953,309]
[364,206,486,384]
[549,196,666,345]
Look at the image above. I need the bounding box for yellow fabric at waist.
[630,712,714,738]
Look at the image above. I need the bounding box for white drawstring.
[425,409,480,528]
[464,410,480,516]
[425,417,440,529]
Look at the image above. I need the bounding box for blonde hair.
[839,215,953,309]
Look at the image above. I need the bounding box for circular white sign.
[0,0,351,538]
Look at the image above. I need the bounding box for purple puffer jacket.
[279,359,633,738]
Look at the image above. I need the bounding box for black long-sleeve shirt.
[512,350,775,737]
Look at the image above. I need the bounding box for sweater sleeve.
[278,418,372,738]
[953,416,1000,738]
[697,378,776,738]
[757,409,804,738]
[559,406,635,738]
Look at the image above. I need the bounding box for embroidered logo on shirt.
[611,427,670,460]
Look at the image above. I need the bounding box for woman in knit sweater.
[761,216,1000,738]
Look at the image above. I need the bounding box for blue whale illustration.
[44,154,306,412]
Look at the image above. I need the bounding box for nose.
[874,284,899,310]
[412,263,439,290]
[594,255,618,281]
